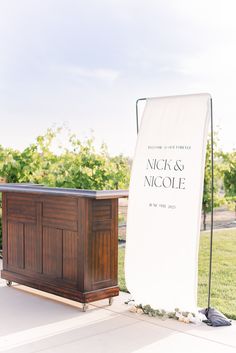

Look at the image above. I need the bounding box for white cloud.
[53,65,120,82]
[1,0,236,155]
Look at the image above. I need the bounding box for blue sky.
[1,0,236,156]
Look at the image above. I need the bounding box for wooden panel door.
[42,226,63,278]
[62,230,78,283]
[42,196,78,231]
[6,194,38,273]
[41,197,79,285]
[7,222,24,269]
[24,224,38,272]
[89,199,118,291]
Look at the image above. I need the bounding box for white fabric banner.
[125,94,211,312]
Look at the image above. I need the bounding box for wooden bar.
[0,184,128,306]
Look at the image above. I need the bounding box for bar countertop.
[0,183,129,199]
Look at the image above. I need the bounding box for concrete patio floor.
[0,260,235,353]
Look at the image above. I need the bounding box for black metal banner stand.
[135,97,230,326]
[208,98,214,311]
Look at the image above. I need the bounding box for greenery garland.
[126,301,196,324]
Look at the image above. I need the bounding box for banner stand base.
[200,307,232,327]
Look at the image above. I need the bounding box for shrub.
[0,214,2,250]
[0,127,131,190]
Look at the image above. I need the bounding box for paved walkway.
[0,261,235,353]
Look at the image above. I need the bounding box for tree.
[202,134,224,230]
[0,196,2,251]
[222,151,236,219]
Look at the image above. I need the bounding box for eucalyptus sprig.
[128,303,196,323]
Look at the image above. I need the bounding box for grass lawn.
[118,228,236,320]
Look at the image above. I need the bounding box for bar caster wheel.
[6,280,12,287]
[82,303,88,312]
[109,297,114,306]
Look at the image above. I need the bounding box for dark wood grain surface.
[1,187,126,305]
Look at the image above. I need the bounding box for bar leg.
[82,303,88,312]
[109,297,114,306]
[6,280,12,287]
